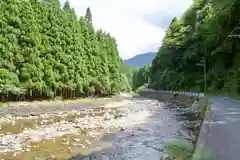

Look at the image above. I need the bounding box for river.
[0,93,201,160]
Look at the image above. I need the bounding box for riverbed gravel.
[0,93,201,160]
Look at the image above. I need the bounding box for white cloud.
[62,0,193,59]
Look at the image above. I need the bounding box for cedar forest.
[0,0,132,101]
[133,0,240,98]
[1,0,240,102]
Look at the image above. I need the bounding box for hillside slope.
[150,0,240,96]
[124,52,156,68]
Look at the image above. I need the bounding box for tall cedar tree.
[0,0,131,101]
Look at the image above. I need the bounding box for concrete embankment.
[192,101,213,159]
[139,90,198,105]
[140,90,209,159]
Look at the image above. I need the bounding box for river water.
[0,93,201,160]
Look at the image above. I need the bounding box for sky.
[61,0,193,59]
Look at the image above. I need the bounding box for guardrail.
[143,88,205,98]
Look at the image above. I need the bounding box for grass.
[166,139,212,160]
[166,139,194,160]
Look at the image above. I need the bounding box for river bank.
[0,92,202,160]
[0,96,124,116]
[0,94,130,159]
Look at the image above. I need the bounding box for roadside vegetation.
[166,139,212,160]
[133,0,240,98]
[166,100,212,160]
[0,0,132,102]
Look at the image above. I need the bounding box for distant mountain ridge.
[124,52,156,68]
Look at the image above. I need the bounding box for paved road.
[206,96,240,160]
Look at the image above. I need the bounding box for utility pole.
[197,57,207,104]
[203,58,207,96]
[197,22,240,103]
[203,58,207,104]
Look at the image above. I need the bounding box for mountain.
[124,52,156,68]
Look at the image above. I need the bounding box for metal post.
[197,57,207,104]
[203,58,208,105]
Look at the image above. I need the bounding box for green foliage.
[150,0,240,96]
[166,139,212,160]
[120,61,137,89]
[135,84,148,93]
[132,64,151,90]
[63,1,70,9]
[0,0,129,101]
[167,139,194,160]
[85,7,93,25]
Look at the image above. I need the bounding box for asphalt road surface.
[206,96,240,160]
